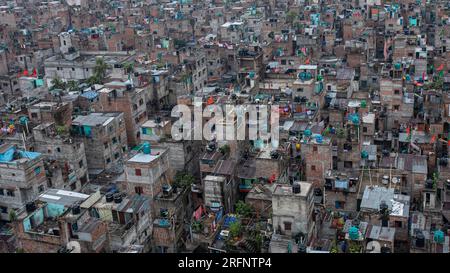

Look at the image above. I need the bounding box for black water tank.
[381,246,391,253]
[293,183,301,194]
[26,202,36,213]
[298,244,307,253]
[114,193,122,203]
[105,192,114,203]
[380,201,388,213]
[52,228,60,236]
[416,233,425,248]
[72,204,81,215]
[425,179,433,189]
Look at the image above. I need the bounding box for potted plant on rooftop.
[173,171,196,189]
[219,144,230,156]
[229,222,242,241]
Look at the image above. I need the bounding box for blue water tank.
[315,134,323,144]
[304,129,312,137]
[19,116,29,125]
[434,230,445,244]
[143,142,151,154]
[349,226,359,240]
[351,115,360,125]
[361,150,369,159]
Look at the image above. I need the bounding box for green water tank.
[361,100,367,108]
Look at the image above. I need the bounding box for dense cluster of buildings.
[0,0,450,253]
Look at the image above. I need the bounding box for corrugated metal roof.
[397,154,427,174]
[212,160,235,176]
[361,186,395,211]
[366,225,395,242]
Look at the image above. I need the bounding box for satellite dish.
[66,241,81,253]
[366,241,381,253]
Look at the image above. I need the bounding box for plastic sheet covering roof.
[366,226,396,242]
[39,189,90,207]
[0,145,41,163]
[362,113,375,124]
[80,90,99,100]
[223,214,238,228]
[334,179,348,189]
[283,120,294,131]
[391,194,410,217]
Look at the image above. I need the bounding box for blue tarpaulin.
[80,90,98,100]
[223,215,238,228]
[0,146,15,163]
[335,180,349,189]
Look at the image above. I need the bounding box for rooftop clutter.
[0,0,449,254]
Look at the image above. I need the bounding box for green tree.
[174,172,196,188]
[219,144,230,155]
[67,80,78,91]
[124,62,134,74]
[15,248,24,253]
[51,77,66,90]
[229,222,242,238]
[56,125,69,135]
[235,201,253,217]
[86,75,100,85]
[9,210,17,222]
[286,11,298,24]
[433,172,439,189]
[337,128,346,138]
[89,57,109,84]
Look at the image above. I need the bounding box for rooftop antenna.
[389,163,392,189]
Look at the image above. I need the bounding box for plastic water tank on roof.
[143,142,151,154]
[434,230,445,244]
[304,129,312,137]
[360,100,367,108]
[315,134,323,144]
[361,150,369,159]
[349,226,359,240]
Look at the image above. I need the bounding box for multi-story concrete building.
[271,182,315,242]
[32,122,89,191]
[123,144,170,199]
[0,144,47,221]
[152,185,190,253]
[97,82,147,147]
[28,101,73,127]
[71,112,128,175]
[12,189,110,253]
